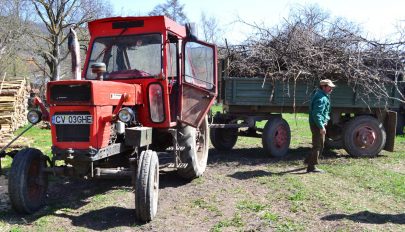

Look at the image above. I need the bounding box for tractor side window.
[166,40,178,78]
[184,42,214,90]
[167,35,179,122]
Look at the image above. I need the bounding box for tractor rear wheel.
[135,150,159,222]
[8,148,48,214]
[177,116,209,179]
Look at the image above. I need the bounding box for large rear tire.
[8,148,48,214]
[262,117,291,157]
[343,116,386,157]
[177,116,209,179]
[135,150,159,222]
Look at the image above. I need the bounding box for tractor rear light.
[118,107,135,123]
[148,83,164,123]
[27,110,42,124]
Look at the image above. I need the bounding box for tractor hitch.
[0,124,35,174]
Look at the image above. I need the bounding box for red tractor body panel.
[47,80,142,106]
[87,16,186,39]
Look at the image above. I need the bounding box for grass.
[192,198,222,216]
[211,213,244,232]
[1,108,404,231]
[2,124,52,170]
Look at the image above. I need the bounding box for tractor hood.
[47,80,142,106]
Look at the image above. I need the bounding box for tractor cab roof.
[88,16,186,38]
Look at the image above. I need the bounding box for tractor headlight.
[27,110,42,124]
[118,107,135,123]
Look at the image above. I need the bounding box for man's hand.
[320,128,326,135]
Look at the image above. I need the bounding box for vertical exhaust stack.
[68,28,81,80]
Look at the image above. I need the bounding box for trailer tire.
[8,148,48,214]
[210,127,238,151]
[325,138,343,149]
[343,116,386,157]
[262,117,291,157]
[396,111,404,135]
[177,116,209,179]
[135,150,159,222]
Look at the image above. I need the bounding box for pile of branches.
[222,6,405,103]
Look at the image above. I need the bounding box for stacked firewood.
[221,6,405,104]
[0,79,30,147]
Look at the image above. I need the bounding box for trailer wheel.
[396,111,404,135]
[177,116,209,179]
[135,150,159,222]
[325,138,343,149]
[8,148,48,214]
[325,125,344,149]
[262,117,291,157]
[210,126,238,151]
[343,115,386,157]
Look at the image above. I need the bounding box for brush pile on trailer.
[222,6,405,104]
[0,79,30,147]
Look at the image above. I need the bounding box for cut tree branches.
[222,6,405,104]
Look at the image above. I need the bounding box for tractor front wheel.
[177,116,209,179]
[135,150,159,222]
[8,148,48,214]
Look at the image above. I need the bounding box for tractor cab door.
[180,40,217,127]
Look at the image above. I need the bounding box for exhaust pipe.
[68,28,81,80]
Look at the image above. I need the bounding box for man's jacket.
[309,89,330,129]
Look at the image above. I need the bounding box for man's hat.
[320,79,336,88]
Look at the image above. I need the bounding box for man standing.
[306,79,336,173]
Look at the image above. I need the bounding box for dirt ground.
[0,145,404,231]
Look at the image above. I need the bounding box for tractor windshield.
[86,34,162,79]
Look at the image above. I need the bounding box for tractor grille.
[50,84,91,103]
[55,112,91,142]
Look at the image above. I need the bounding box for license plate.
[52,114,93,125]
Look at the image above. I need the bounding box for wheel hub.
[274,125,288,148]
[355,127,376,148]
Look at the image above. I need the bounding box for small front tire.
[135,150,159,222]
[8,148,48,214]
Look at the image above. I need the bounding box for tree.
[149,0,188,25]
[0,0,30,77]
[30,0,112,81]
[199,12,222,44]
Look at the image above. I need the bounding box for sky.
[112,0,405,44]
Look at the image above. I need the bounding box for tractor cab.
[84,16,217,128]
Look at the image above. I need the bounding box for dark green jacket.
[309,89,331,129]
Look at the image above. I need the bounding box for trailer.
[210,64,402,157]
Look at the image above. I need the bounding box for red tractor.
[7,16,217,222]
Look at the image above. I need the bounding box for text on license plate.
[52,115,93,125]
